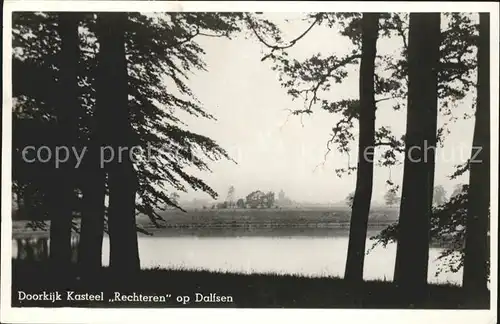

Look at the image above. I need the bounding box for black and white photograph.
[1,1,498,323]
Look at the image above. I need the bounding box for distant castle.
[277,189,292,206]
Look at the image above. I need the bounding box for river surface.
[11,228,462,285]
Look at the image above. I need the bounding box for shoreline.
[11,220,390,238]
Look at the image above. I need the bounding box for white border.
[2,2,499,324]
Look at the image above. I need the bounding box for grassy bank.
[11,260,489,309]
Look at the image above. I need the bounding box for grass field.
[151,206,398,225]
[11,260,489,309]
[12,207,399,237]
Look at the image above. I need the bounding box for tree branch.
[169,29,201,47]
[374,141,405,153]
[168,27,231,48]
[247,14,320,61]
[375,94,405,103]
[291,54,362,115]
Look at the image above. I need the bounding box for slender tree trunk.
[344,13,379,283]
[463,13,490,295]
[42,238,49,260]
[15,239,22,259]
[23,188,32,220]
[16,189,22,218]
[77,147,106,276]
[75,16,108,277]
[96,12,140,275]
[48,12,80,277]
[393,13,440,304]
[26,240,34,261]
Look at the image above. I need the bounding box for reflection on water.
[12,235,79,263]
[12,228,462,285]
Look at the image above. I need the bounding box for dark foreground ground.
[12,260,489,309]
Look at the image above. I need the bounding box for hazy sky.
[176,13,475,204]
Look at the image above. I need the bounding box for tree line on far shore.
[167,187,294,210]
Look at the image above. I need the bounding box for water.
[12,229,462,285]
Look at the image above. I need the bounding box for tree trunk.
[42,238,49,260]
[344,13,379,283]
[108,161,140,273]
[48,12,80,277]
[463,13,490,295]
[393,13,440,304]
[77,147,106,276]
[96,12,141,275]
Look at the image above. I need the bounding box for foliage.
[450,183,467,199]
[369,185,490,278]
[246,190,265,209]
[253,12,479,275]
[345,192,354,208]
[168,192,180,207]
[264,191,275,208]
[245,190,276,209]
[433,185,447,206]
[383,187,400,207]
[12,12,282,229]
[254,13,478,176]
[254,13,408,174]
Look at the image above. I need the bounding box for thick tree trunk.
[108,162,141,273]
[96,12,141,275]
[48,13,80,276]
[344,13,379,283]
[463,13,490,295]
[393,13,440,304]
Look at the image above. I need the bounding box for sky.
[174,13,476,204]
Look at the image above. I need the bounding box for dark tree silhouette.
[48,12,81,277]
[77,143,106,275]
[251,13,412,285]
[393,13,440,303]
[11,12,83,275]
[12,12,285,274]
[94,12,141,273]
[344,13,379,283]
[463,12,490,295]
[261,17,479,283]
[77,13,108,276]
[371,13,481,279]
